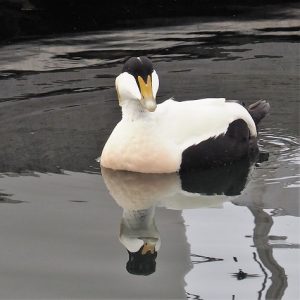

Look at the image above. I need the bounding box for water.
[0,14,299,300]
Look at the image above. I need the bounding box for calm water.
[0,15,299,300]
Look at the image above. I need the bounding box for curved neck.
[121,99,149,121]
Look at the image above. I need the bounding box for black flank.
[180,119,259,171]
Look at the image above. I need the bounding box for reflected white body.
[102,167,234,254]
[101,168,236,211]
[101,98,257,173]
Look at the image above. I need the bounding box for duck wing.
[156,98,257,149]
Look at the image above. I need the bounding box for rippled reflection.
[249,207,288,299]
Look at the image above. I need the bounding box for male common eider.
[100,56,270,173]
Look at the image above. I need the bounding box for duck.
[100,56,270,173]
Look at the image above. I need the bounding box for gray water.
[0,14,299,300]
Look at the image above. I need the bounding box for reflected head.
[126,246,158,276]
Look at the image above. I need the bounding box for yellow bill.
[138,75,157,112]
[141,242,156,255]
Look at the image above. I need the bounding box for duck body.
[100,56,269,174]
[101,97,260,173]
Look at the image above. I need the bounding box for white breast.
[100,117,181,173]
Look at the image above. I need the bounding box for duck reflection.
[121,207,159,276]
[101,159,254,276]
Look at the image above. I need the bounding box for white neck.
[121,99,150,121]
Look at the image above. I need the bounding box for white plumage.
[101,98,256,173]
[100,56,268,174]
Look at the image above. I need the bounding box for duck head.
[115,56,159,112]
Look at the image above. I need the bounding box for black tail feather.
[248,100,270,126]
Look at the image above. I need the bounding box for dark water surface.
[0,14,299,300]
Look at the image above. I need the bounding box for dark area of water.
[0,5,299,300]
[0,1,299,41]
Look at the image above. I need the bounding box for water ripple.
[257,128,300,188]
[0,19,299,73]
